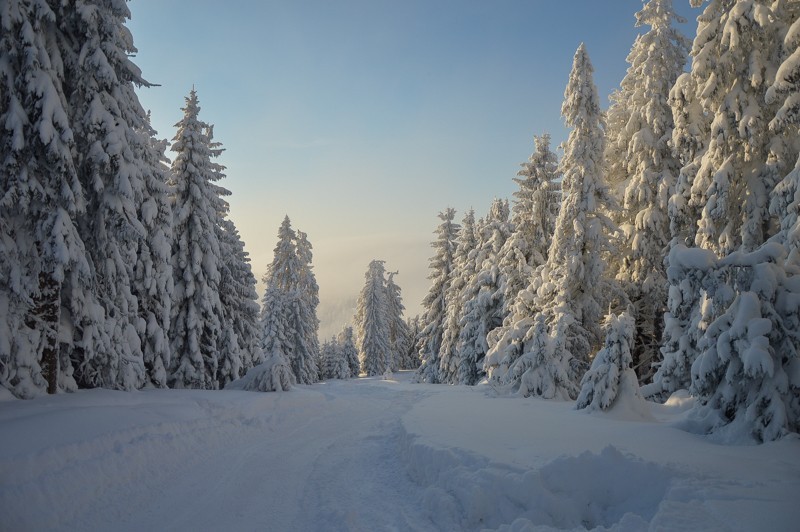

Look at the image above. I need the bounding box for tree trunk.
[27,271,61,394]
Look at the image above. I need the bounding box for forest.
[1,0,799,447]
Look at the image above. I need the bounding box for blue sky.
[128,0,700,337]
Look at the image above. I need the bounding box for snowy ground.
[1,372,798,531]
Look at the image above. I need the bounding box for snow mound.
[402,429,674,531]
[0,385,17,402]
[226,354,293,392]
[594,370,656,422]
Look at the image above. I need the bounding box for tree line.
[413,0,800,443]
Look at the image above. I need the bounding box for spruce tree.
[438,209,477,383]
[490,45,617,398]
[768,6,800,263]
[499,134,561,310]
[576,312,637,411]
[486,139,561,382]
[385,272,410,372]
[454,199,512,385]
[168,90,227,389]
[415,209,460,383]
[291,230,320,384]
[338,326,360,377]
[0,0,87,396]
[218,218,260,387]
[60,0,177,391]
[355,260,392,376]
[254,217,319,385]
[685,0,787,256]
[606,0,689,382]
[132,113,174,388]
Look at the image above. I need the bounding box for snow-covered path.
[1,375,437,531]
[2,372,799,531]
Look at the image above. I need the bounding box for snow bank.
[401,385,800,531]
[401,433,672,530]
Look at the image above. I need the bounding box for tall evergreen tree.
[167,90,228,389]
[291,230,320,384]
[490,44,617,397]
[540,43,618,367]
[768,5,800,263]
[673,0,800,441]
[355,260,392,376]
[385,272,410,372]
[486,138,561,382]
[338,326,360,377]
[606,0,690,382]
[60,0,174,391]
[220,219,261,378]
[218,218,260,386]
[499,134,561,310]
[438,209,477,382]
[686,0,787,255]
[453,199,512,385]
[415,209,460,383]
[0,0,87,397]
[132,113,174,388]
[255,217,319,385]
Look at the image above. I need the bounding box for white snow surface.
[1,372,798,531]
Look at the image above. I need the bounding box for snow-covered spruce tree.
[240,218,306,392]
[251,217,319,386]
[248,283,294,392]
[0,0,90,397]
[230,283,293,393]
[59,0,175,391]
[218,218,261,386]
[576,312,637,412]
[132,113,174,388]
[490,44,618,398]
[658,1,800,441]
[689,244,800,442]
[653,71,712,399]
[320,337,349,380]
[486,136,561,381]
[542,43,618,367]
[415,208,460,383]
[538,45,618,368]
[685,0,787,256]
[767,5,800,263]
[200,124,244,389]
[649,244,717,399]
[606,0,689,383]
[402,315,422,370]
[385,271,411,372]
[168,90,228,389]
[338,326,360,377]
[507,312,578,400]
[290,230,320,384]
[499,134,561,310]
[355,260,392,376]
[453,199,512,385]
[437,209,477,383]
[319,339,333,380]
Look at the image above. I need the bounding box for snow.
[1,372,799,531]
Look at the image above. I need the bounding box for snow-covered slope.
[1,372,798,531]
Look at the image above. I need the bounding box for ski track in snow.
[1,372,799,531]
